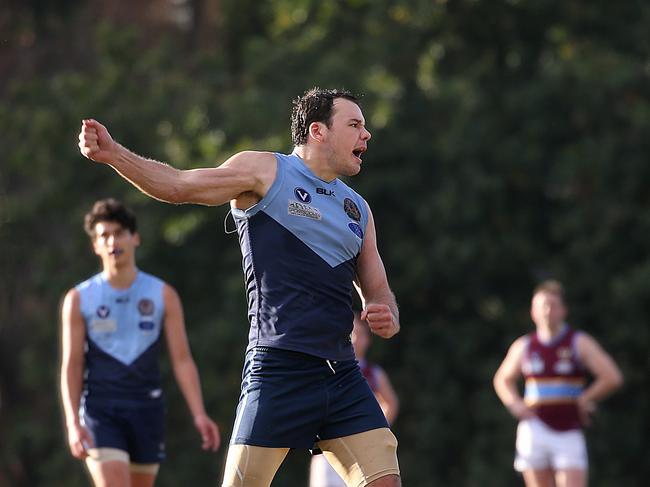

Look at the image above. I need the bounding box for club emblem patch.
[344,198,361,222]
[294,187,312,204]
[348,222,364,239]
[96,305,110,318]
[138,298,155,316]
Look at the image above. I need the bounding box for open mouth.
[352,147,366,160]
[109,249,124,256]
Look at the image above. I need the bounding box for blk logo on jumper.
[344,198,361,222]
[317,187,335,197]
[294,187,312,204]
[96,305,110,318]
[138,298,155,316]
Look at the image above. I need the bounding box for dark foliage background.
[1,1,648,485]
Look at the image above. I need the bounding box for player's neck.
[536,321,565,342]
[293,146,337,182]
[102,263,138,289]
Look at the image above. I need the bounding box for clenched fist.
[78,119,117,164]
[361,303,400,339]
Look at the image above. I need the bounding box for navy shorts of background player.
[229,152,387,448]
[77,271,166,464]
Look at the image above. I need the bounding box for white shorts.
[514,417,588,472]
[309,454,346,487]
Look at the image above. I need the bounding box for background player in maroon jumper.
[493,280,623,487]
[310,313,399,487]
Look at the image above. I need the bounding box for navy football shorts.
[230,346,388,449]
[82,397,166,464]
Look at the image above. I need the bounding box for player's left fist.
[361,303,400,339]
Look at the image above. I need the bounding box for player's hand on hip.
[67,423,93,459]
[576,395,596,426]
[78,119,117,164]
[194,414,221,452]
[362,303,399,339]
[507,400,536,420]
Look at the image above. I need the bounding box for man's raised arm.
[78,119,275,206]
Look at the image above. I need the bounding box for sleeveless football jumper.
[521,325,587,431]
[232,152,369,361]
[76,271,165,402]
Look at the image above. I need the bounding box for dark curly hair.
[84,198,137,238]
[290,87,361,146]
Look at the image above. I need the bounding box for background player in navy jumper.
[493,280,623,487]
[77,88,402,487]
[60,198,220,487]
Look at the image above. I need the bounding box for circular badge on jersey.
[294,187,312,204]
[96,305,110,318]
[138,298,155,316]
[344,198,361,221]
[348,222,364,239]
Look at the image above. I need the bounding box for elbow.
[611,369,624,390]
[166,183,187,204]
[492,373,502,392]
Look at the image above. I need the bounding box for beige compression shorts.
[85,448,160,475]
[222,427,399,487]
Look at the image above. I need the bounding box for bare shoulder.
[574,331,603,356]
[226,151,278,207]
[162,282,182,305]
[507,335,530,357]
[63,288,80,307]
[223,150,277,172]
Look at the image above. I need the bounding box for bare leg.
[366,474,401,486]
[86,460,130,487]
[522,469,555,487]
[555,469,587,487]
[131,471,157,487]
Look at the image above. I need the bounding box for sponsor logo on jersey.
[344,198,361,221]
[523,352,545,375]
[557,347,573,359]
[115,296,129,303]
[138,298,155,316]
[348,222,364,239]
[288,200,322,220]
[96,305,110,318]
[294,187,312,204]
[91,318,117,333]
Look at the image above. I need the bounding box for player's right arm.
[60,289,93,459]
[493,336,535,420]
[78,119,276,207]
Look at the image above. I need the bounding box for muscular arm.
[575,333,623,423]
[374,367,400,425]
[78,119,275,206]
[493,336,535,420]
[163,284,220,451]
[60,289,92,458]
[354,205,399,339]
